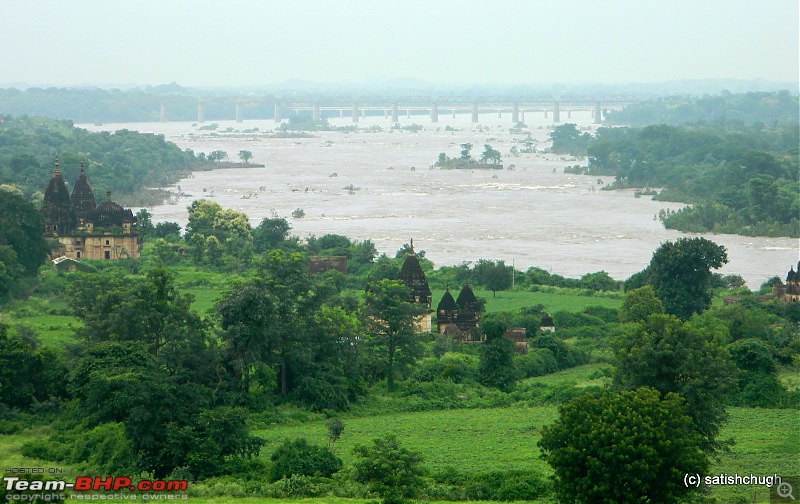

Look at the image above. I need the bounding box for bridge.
[160,95,639,124]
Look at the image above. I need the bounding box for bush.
[462,471,550,501]
[516,348,558,378]
[269,438,342,482]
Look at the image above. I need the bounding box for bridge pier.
[160,103,167,122]
[235,103,243,123]
[197,104,205,123]
[471,102,478,123]
[313,103,320,122]
[406,109,411,119]
[430,103,438,123]
[520,110,525,122]
[544,109,548,118]
[497,109,502,118]
[339,109,344,118]
[553,102,560,123]
[511,102,519,123]
[594,103,602,124]
[391,103,399,122]
[452,109,456,118]
[568,109,571,119]
[352,104,359,123]
[274,102,282,122]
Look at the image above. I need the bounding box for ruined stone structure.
[397,240,432,332]
[41,159,141,260]
[308,256,347,275]
[773,261,800,303]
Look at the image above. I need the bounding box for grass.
[2,313,81,349]
[433,288,623,314]
[254,406,558,475]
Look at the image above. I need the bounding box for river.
[79,111,799,290]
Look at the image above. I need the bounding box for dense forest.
[552,92,800,237]
[0,116,198,201]
[1,190,798,503]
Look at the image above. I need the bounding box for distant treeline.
[604,90,798,127]
[0,84,277,123]
[550,92,800,238]
[0,116,198,199]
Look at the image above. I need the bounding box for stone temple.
[41,158,141,260]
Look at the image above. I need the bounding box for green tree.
[459,142,473,162]
[238,150,253,164]
[539,388,708,504]
[480,144,502,165]
[611,314,737,453]
[618,285,664,323]
[647,237,728,320]
[474,259,513,297]
[252,217,292,252]
[0,324,67,409]
[135,208,154,239]
[477,320,517,391]
[67,269,207,359]
[363,279,425,391]
[351,434,425,504]
[579,271,618,291]
[208,150,228,162]
[0,190,50,278]
[549,123,591,155]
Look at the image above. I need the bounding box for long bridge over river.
[159,95,638,124]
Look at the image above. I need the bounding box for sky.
[1,0,798,88]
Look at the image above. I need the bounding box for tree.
[459,142,473,162]
[0,324,67,409]
[238,150,253,164]
[618,285,663,323]
[208,150,228,162]
[579,271,618,291]
[0,190,50,278]
[480,144,502,165]
[474,259,513,297]
[539,388,708,504]
[326,418,345,452]
[363,279,425,391]
[477,320,517,391]
[647,237,728,320]
[352,434,425,504]
[135,209,155,239]
[67,269,207,359]
[611,314,737,453]
[252,217,291,252]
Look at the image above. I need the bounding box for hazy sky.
[2,0,798,87]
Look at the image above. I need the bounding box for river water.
[79,112,798,289]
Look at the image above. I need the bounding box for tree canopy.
[539,388,708,504]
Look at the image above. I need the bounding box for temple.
[773,261,800,303]
[436,284,482,339]
[41,158,141,260]
[397,240,432,332]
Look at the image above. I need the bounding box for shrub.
[269,438,342,482]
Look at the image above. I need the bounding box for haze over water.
[81,112,798,289]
